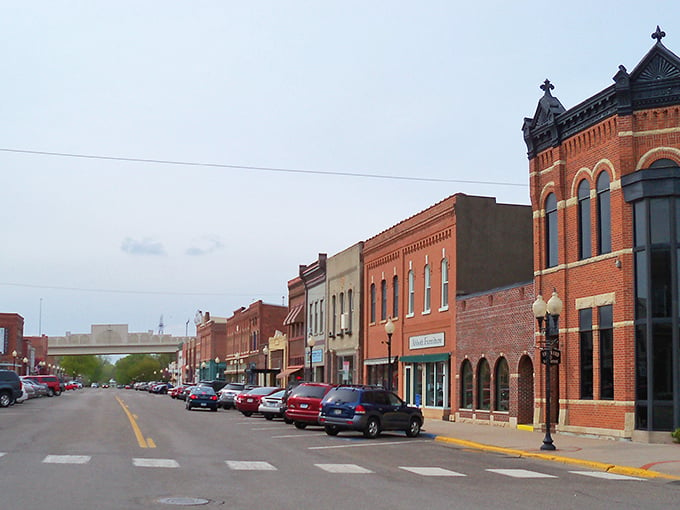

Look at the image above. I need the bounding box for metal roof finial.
[652,25,666,43]
[540,79,555,95]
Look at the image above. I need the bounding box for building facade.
[279,276,306,385]
[363,194,532,420]
[523,28,680,440]
[0,313,25,373]
[326,243,363,385]
[300,254,327,382]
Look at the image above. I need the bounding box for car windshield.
[291,384,330,399]
[323,388,361,404]
[248,387,280,395]
[265,390,285,399]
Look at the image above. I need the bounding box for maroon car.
[235,386,282,417]
[284,383,334,429]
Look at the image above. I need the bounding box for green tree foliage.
[58,355,109,384]
[114,354,170,384]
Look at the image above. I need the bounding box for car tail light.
[211,395,217,401]
[190,394,197,400]
[354,405,366,415]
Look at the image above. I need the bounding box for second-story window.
[332,295,336,334]
[578,179,591,260]
[440,259,449,310]
[381,279,387,321]
[597,171,611,255]
[424,264,431,313]
[347,289,353,332]
[545,193,559,268]
[392,275,399,318]
[408,270,415,316]
[370,283,376,323]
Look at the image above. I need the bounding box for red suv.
[26,375,61,396]
[284,383,334,429]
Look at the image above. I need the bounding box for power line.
[0,147,527,188]
[0,281,278,298]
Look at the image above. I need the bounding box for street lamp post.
[262,346,269,386]
[383,318,395,391]
[12,350,17,374]
[214,357,221,380]
[22,357,28,376]
[532,290,563,451]
[307,336,315,382]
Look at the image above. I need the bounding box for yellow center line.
[115,396,155,448]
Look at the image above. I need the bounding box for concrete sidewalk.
[421,419,680,480]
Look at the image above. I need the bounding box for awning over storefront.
[283,305,303,326]
[399,353,451,363]
[275,365,304,379]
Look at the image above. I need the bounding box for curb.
[433,435,680,480]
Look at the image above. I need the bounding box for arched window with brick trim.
[578,180,591,259]
[477,358,491,410]
[545,193,558,268]
[596,171,611,255]
[461,360,473,409]
[494,357,510,412]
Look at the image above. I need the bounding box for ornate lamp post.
[214,357,221,380]
[12,350,17,374]
[307,336,316,382]
[22,357,28,376]
[383,318,395,391]
[532,290,563,451]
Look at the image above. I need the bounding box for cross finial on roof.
[540,79,554,94]
[652,25,666,43]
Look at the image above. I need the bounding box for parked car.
[318,386,424,438]
[258,389,286,420]
[235,386,282,417]
[63,380,78,391]
[24,375,61,397]
[150,383,172,394]
[21,377,48,398]
[185,386,218,411]
[0,370,22,407]
[284,382,334,429]
[216,383,253,409]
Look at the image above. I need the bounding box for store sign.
[311,349,323,363]
[409,332,445,350]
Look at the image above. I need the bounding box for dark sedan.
[185,386,219,411]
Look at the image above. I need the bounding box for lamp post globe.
[307,336,315,382]
[384,318,395,391]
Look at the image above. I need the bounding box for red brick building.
[523,28,680,440]
[0,313,25,373]
[363,194,532,420]
[455,283,535,427]
[195,312,227,381]
[279,276,307,385]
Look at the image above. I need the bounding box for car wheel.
[242,411,252,417]
[55,390,61,396]
[283,416,293,424]
[47,388,55,397]
[211,407,217,412]
[264,414,274,421]
[0,391,12,408]
[324,425,339,436]
[363,417,380,439]
[405,418,421,437]
[294,421,307,430]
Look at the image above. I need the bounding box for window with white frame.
[407,270,415,316]
[440,259,449,310]
[423,264,431,313]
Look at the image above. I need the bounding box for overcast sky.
[2,2,677,339]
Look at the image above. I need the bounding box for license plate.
[333,408,342,415]
[201,403,207,407]
[247,398,254,403]
[300,403,308,409]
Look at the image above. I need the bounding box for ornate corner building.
[523,27,680,440]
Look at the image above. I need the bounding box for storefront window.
[425,361,446,407]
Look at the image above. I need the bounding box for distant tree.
[58,355,105,383]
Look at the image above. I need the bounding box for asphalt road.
[1,388,679,510]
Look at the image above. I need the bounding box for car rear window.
[323,388,360,404]
[192,387,215,395]
[248,387,279,395]
[291,385,330,399]
[225,383,244,390]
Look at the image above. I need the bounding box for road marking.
[315,464,373,474]
[115,396,155,449]
[0,453,5,459]
[271,433,326,439]
[400,467,466,477]
[133,458,179,468]
[570,471,644,481]
[309,440,427,450]
[486,469,557,478]
[43,455,91,464]
[146,438,156,448]
[250,427,283,431]
[226,461,277,471]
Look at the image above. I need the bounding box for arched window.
[380,279,387,321]
[578,180,591,259]
[407,270,415,316]
[494,358,510,412]
[440,259,449,310]
[347,289,353,332]
[461,360,473,409]
[423,264,431,313]
[370,283,376,323]
[596,172,611,255]
[477,359,491,410]
[392,275,399,318]
[545,193,558,268]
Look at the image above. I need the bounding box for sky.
[2,1,678,339]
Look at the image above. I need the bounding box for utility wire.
[0,281,278,298]
[0,147,527,188]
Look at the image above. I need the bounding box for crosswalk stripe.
[315,463,373,473]
[43,455,91,464]
[226,461,277,471]
[400,466,466,477]
[133,458,179,468]
[0,453,5,458]
[569,471,644,481]
[486,468,557,478]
